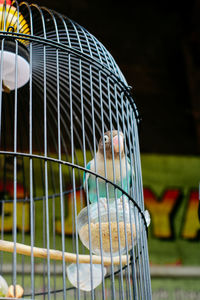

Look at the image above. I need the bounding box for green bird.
[83,130,133,205]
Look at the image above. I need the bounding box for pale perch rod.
[0,240,129,266]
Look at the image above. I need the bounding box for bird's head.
[98,130,124,159]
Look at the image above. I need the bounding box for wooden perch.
[0,240,130,266]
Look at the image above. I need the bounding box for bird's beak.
[113,134,124,154]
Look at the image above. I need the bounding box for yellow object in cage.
[0,2,30,92]
[0,3,30,43]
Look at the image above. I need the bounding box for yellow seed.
[79,221,136,254]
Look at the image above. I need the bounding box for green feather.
[83,157,133,203]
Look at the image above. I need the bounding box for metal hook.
[7,26,15,33]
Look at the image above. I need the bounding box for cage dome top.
[0,0,139,150]
[0,0,127,83]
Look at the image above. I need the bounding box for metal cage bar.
[0,1,152,299]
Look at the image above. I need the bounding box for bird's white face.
[98,131,124,158]
[103,134,109,144]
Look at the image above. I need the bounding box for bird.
[83,130,133,206]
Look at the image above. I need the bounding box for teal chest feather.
[87,175,130,203]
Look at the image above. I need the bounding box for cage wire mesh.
[0,0,152,299]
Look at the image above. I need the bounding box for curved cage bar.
[0,1,152,299]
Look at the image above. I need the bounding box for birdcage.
[0,0,152,299]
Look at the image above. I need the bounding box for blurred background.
[3,0,200,299]
[32,0,200,299]
[34,0,200,156]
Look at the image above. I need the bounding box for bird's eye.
[104,135,109,143]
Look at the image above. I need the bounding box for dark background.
[34,0,200,155]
